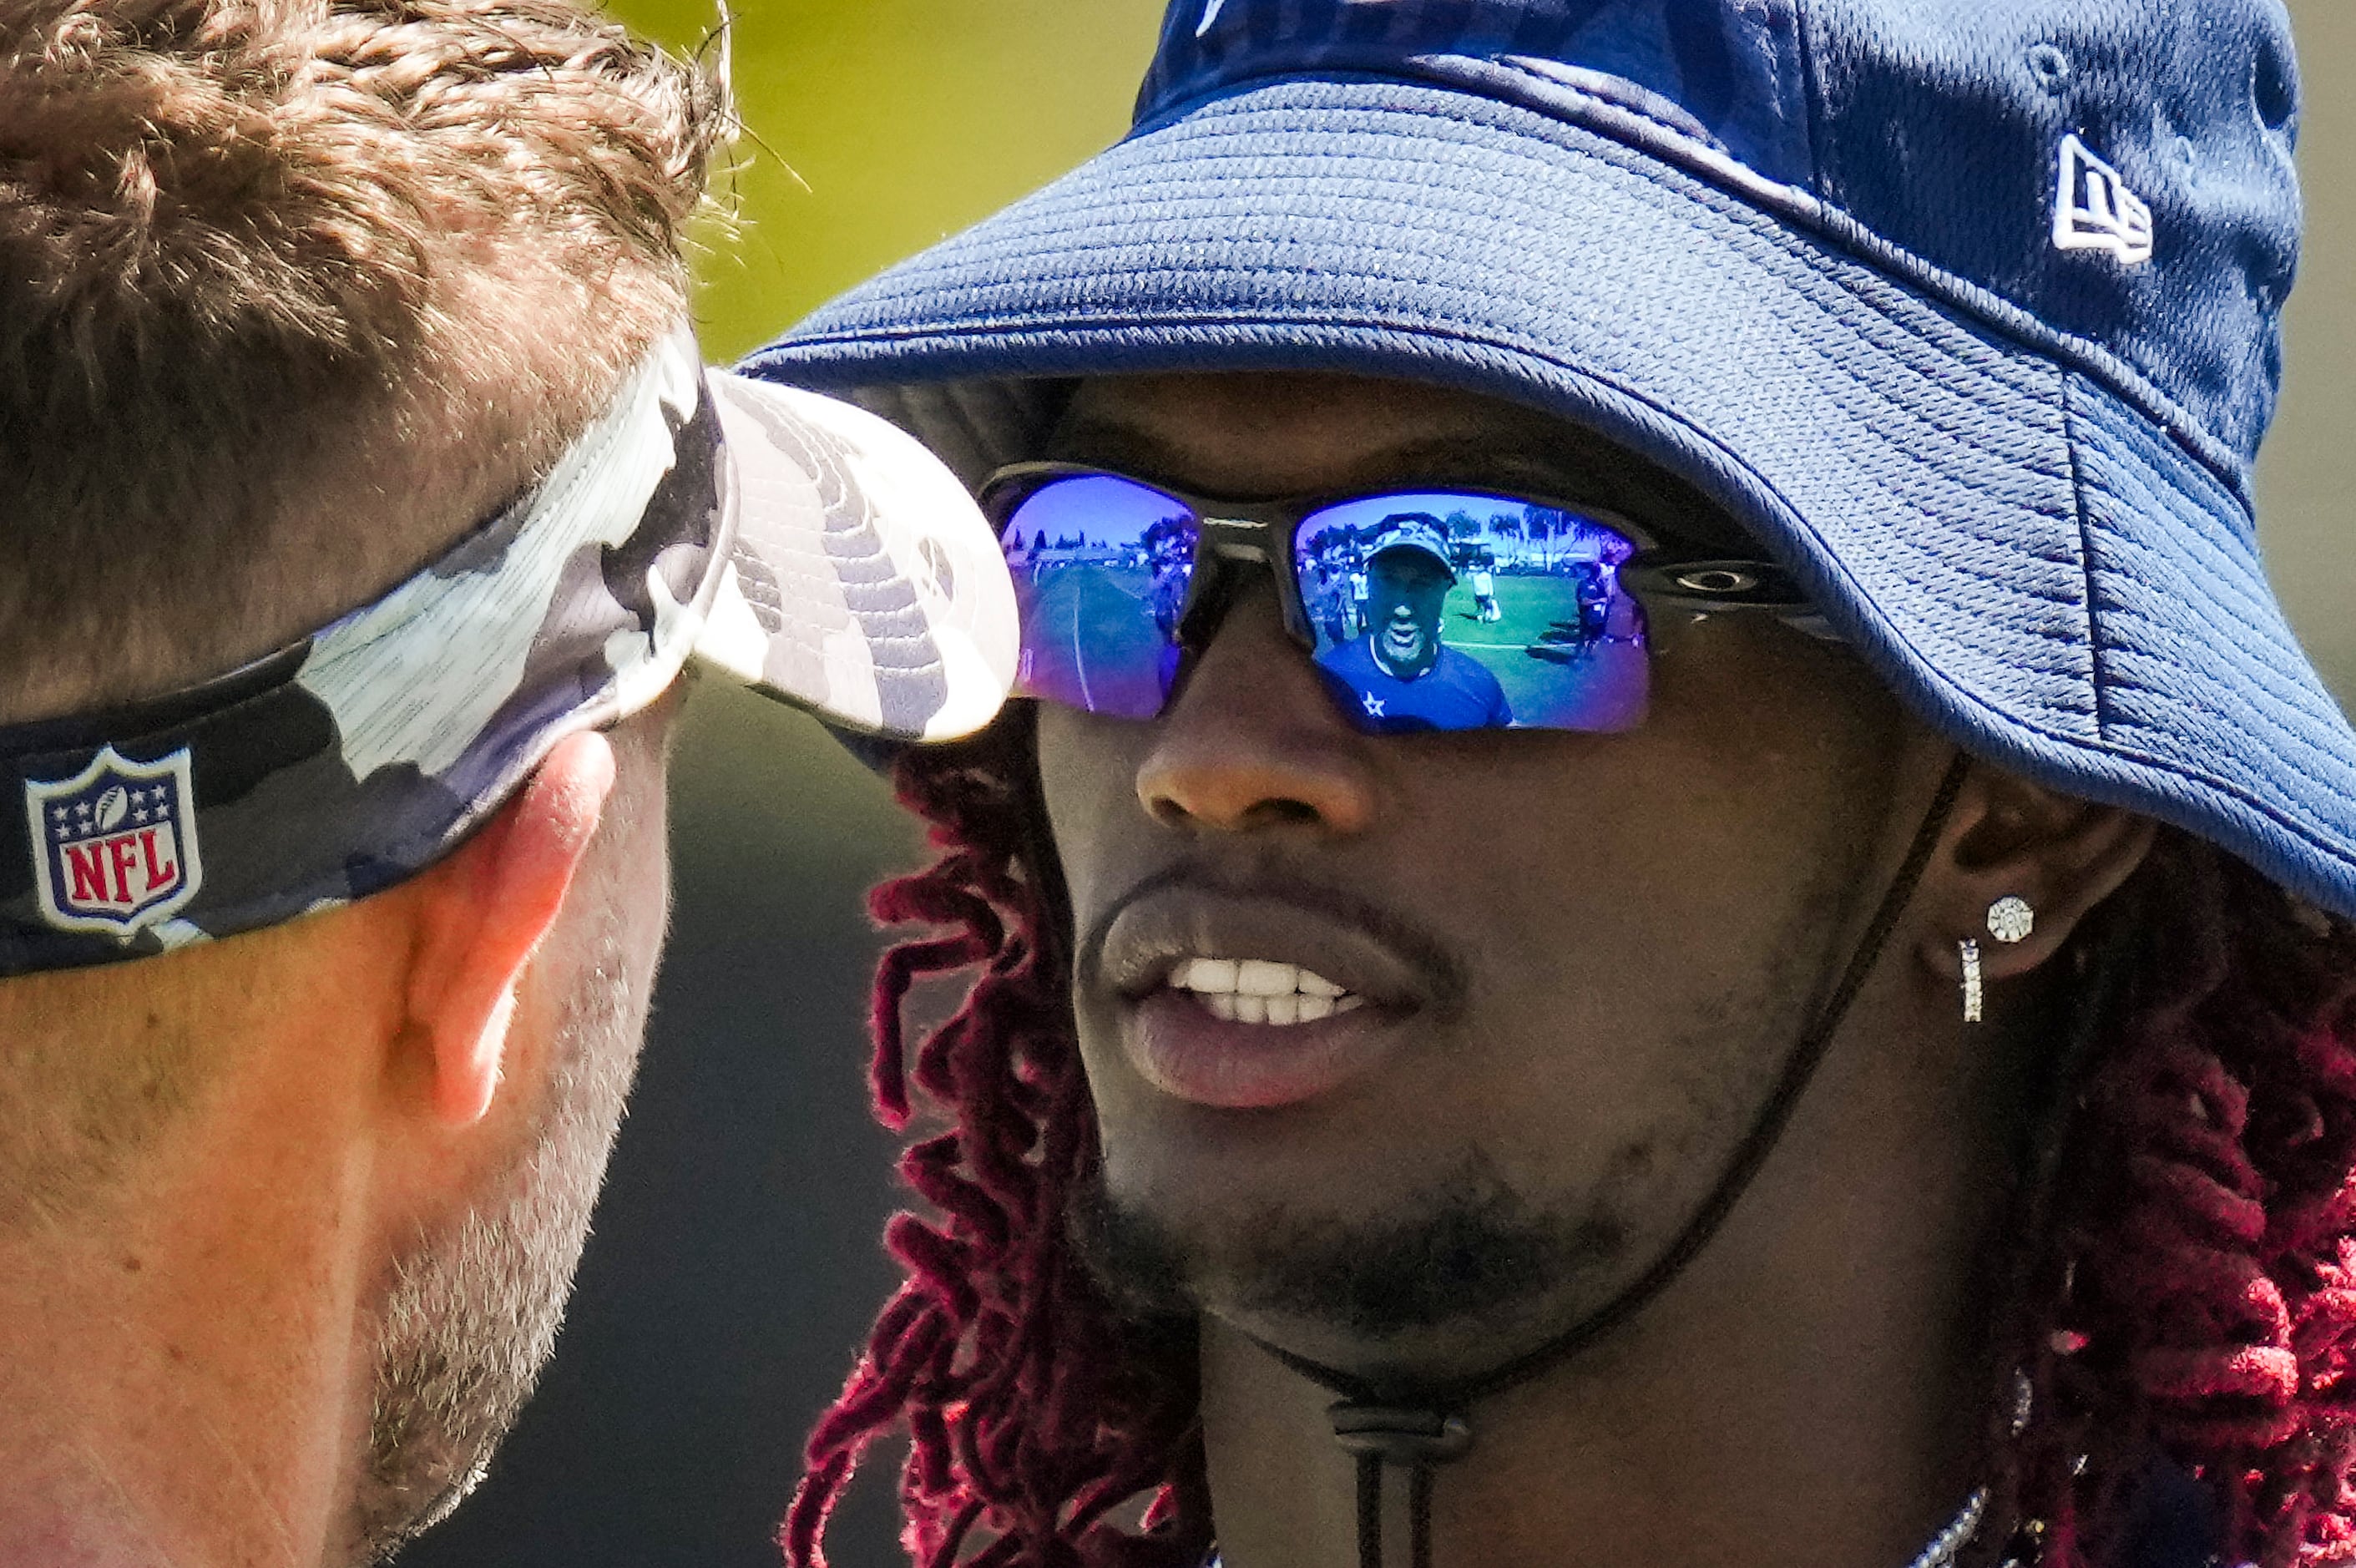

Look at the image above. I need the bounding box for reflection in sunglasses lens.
[997,478,1652,735]
[1294,493,1649,734]
[1001,476,1199,720]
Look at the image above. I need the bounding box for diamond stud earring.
[1959,938,1984,1024]
[1988,896,2035,944]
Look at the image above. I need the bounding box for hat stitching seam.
[2067,422,2353,797]
[2042,637,2350,804]
[980,80,2262,507]
[2062,376,2116,745]
[1296,75,2254,499]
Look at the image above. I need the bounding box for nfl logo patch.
[23,746,204,940]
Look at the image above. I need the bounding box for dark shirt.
[1318,637,1512,731]
[1201,1464,2219,1568]
[2113,1455,2221,1568]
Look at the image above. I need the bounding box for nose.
[1135,579,1378,836]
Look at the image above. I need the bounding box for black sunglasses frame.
[981,462,1828,665]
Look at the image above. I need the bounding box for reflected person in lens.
[1312,518,1511,731]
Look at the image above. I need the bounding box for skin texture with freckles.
[1030,371,2157,1568]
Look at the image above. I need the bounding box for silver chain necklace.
[1913,1489,1989,1568]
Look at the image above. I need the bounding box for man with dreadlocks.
[748,2,2356,1565]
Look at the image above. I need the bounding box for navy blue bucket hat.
[747,0,2356,918]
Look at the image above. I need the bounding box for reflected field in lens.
[1016,561,1176,718]
[1004,473,1196,720]
[996,475,1652,733]
[1443,576,1647,732]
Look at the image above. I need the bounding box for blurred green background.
[615,0,1169,359]
[404,5,2356,1566]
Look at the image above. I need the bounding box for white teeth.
[1236,959,1297,997]
[1178,958,1238,994]
[1168,955,1365,1025]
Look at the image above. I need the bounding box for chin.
[1079,1138,1636,1369]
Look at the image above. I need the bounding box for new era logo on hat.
[2054,134,2155,265]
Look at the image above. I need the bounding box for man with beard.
[754,2,2356,1567]
[1316,520,1513,732]
[0,0,1014,1561]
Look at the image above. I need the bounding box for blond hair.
[0,0,729,717]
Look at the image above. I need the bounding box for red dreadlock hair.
[783,712,2356,1568]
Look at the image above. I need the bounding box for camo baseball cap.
[0,326,1019,978]
[1365,518,1458,579]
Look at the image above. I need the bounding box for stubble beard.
[1074,1150,1630,1349]
[345,817,657,1563]
[1068,837,1878,1370]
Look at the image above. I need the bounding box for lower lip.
[1125,990,1402,1109]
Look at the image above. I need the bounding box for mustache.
[1074,860,1473,1015]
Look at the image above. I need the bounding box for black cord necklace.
[1238,753,1976,1568]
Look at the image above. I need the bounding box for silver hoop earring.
[1987,896,2035,944]
[1959,938,1984,1024]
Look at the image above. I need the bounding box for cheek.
[615,774,675,987]
[1385,738,1797,1033]
[1034,704,1154,919]
[1376,678,1906,1159]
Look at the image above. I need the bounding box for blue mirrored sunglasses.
[982,464,1823,735]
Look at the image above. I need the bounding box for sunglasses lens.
[999,475,1200,720]
[1292,495,1649,734]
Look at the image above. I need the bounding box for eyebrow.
[1044,412,1174,475]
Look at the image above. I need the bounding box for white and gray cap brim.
[694,367,1017,742]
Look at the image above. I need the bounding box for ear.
[1914,762,2158,987]
[399,732,617,1126]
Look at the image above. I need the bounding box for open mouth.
[1383,622,1425,662]
[1129,963,1398,1109]
[1165,956,1369,1026]
[1096,887,1452,1111]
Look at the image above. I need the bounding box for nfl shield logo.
[24,746,204,940]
